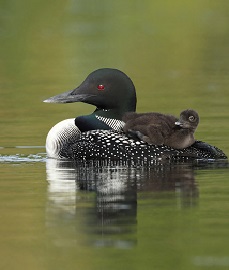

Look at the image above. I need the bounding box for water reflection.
[45,159,204,248]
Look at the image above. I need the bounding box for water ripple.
[0,153,47,163]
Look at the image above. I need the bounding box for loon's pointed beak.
[43,87,96,104]
[43,90,94,103]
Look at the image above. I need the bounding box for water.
[0,155,229,270]
[0,1,229,269]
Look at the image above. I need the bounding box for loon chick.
[44,68,136,132]
[123,109,199,149]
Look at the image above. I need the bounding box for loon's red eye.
[97,84,105,90]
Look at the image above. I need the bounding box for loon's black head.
[175,109,199,131]
[44,68,137,119]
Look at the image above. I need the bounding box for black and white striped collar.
[95,115,124,131]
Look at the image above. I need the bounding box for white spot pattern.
[58,129,226,162]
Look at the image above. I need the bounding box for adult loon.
[44,68,227,162]
[122,109,199,149]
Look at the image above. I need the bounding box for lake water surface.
[0,1,229,270]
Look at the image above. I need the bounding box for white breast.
[46,119,81,158]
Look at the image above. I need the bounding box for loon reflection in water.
[46,159,201,248]
[44,68,227,162]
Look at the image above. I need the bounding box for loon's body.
[123,109,199,150]
[44,68,227,161]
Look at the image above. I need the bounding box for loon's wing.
[57,130,227,162]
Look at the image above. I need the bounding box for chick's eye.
[97,84,105,91]
[189,116,195,121]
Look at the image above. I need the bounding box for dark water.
[0,1,229,269]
